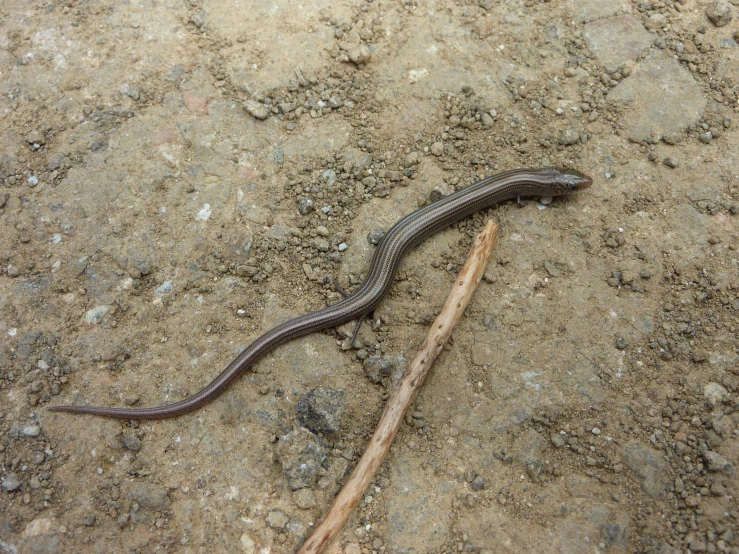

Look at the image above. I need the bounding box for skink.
[49,167,592,419]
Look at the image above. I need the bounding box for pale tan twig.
[298,221,500,554]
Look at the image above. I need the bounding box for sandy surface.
[1,0,739,552]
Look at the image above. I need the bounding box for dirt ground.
[1,0,739,552]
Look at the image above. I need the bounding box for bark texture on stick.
[298,221,500,554]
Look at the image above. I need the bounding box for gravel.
[4,0,739,551]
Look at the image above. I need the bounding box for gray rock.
[471,475,486,491]
[297,196,315,215]
[543,261,561,277]
[704,382,728,407]
[367,228,386,245]
[17,331,43,359]
[130,483,170,510]
[85,305,111,324]
[405,151,420,167]
[155,281,172,294]
[22,425,41,437]
[311,237,329,252]
[2,473,22,492]
[25,130,45,145]
[663,157,679,168]
[621,442,670,497]
[703,451,735,475]
[706,1,733,26]
[266,510,289,529]
[48,153,67,170]
[559,128,580,145]
[346,44,372,65]
[516,429,545,465]
[244,99,270,120]
[293,488,317,509]
[237,265,259,278]
[297,387,346,434]
[584,15,654,68]
[119,83,140,100]
[601,521,627,546]
[364,356,395,384]
[341,147,372,176]
[645,13,668,30]
[122,432,142,452]
[551,433,566,448]
[275,427,327,490]
[607,51,706,141]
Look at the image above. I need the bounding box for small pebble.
[430,142,444,156]
[85,305,111,324]
[364,356,394,384]
[367,229,386,245]
[293,488,317,509]
[663,157,679,168]
[471,475,486,491]
[703,451,732,472]
[155,281,172,294]
[297,196,315,215]
[347,44,372,64]
[692,348,709,363]
[119,83,140,100]
[25,130,44,145]
[405,152,420,167]
[2,473,22,492]
[559,128,580,145]
[551,433,566,448]
[130,483,170,510]
[266,509,289,529]
[122,432,142,452]
[704,382,728,407]
[22,425,41,437]
[244,99,270,120]
[705,1,733,26]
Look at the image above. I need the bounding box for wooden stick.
[298,221,500,554]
